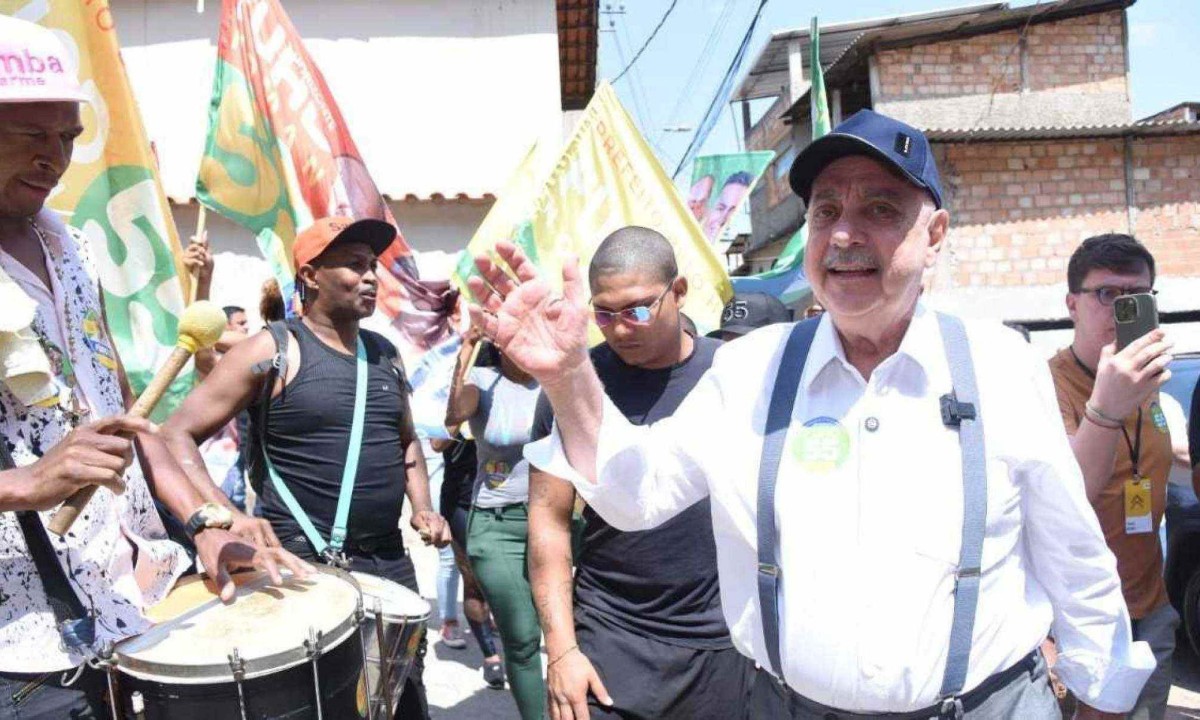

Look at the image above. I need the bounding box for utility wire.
[672,0,771,178]
[657,0,741,154]
[613,0,680,84]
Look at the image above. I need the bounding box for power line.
[658,0,741,155]
[672,0,771,178]
[619,20,658,132]
[613,0,680,84]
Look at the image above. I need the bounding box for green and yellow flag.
[4,0,193,419]
[731,16,830,306]
[455,82,732,335]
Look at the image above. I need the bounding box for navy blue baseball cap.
[788,109,943,209]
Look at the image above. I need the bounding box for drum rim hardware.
[114,566,360,684]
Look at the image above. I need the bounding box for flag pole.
[189,205,208,305]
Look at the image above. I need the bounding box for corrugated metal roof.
[736,0,1133,103]
[736,2,1004,101]
[924,117,1200,141]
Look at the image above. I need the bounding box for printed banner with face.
[687,151,774,241]
[454,82,732,336]
[195,0,457,414]
[4,0,193,420]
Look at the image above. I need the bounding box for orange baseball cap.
[292,217,396,269]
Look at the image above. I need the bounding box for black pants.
[282,535,431,720]
[0,666,109,720]
[748,651,1058,720]
[575,607,755,720]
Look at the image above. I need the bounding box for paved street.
[407,520,522,720]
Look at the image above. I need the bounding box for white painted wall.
[110,0,552,325]
[112,0,564,202]
[171,197,492,329]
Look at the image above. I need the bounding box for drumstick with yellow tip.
[48,301,228,536]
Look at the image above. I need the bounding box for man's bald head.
[588,226,678,292]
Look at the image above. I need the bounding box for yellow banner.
[457,83,732,334]
[5,0,192,417]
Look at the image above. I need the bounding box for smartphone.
[1114,293,1159,351]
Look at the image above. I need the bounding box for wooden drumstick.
[48,301,228,537]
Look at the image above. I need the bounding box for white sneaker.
[440,622,467,649]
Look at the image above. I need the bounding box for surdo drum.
[351,571,431,720]
[111,567,369,719]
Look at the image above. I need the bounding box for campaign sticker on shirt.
[484,459,512,489]
[790,416,850,473]
[81,312,117,370]
[1149,401,1168,434]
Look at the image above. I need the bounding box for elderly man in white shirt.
[464,109,1154,720]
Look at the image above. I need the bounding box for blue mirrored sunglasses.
[592,281,675,328]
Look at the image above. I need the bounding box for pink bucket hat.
[0,15,88,104]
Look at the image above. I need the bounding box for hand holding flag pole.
[47,301,228,536]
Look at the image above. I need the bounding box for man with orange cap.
[163,216,450,720]
[0,16,306,718]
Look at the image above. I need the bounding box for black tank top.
[255,319,409,545]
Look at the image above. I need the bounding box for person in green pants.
[446,329,544,720]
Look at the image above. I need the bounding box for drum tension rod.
[373,597,394,720]
[306,627,326,720]
[89,641,122,720]
[228,648,250,720]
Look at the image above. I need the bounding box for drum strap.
[1,440,95,652]
[263,334,369,560]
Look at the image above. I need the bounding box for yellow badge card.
[1124,475,1152,535]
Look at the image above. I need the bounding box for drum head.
[350,571,430,622]
[116,566,360,684]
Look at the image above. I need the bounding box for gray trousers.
[749,652,1059,720]
[1128,602,1179,720]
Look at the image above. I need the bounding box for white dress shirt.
[526,304,1154,714]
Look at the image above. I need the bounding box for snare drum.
[351,571,431,720]
[112,567,368,719]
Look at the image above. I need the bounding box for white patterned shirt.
[527,303,1154,714]
[0,209,188,673]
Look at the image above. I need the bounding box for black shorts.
[575,607,755,720]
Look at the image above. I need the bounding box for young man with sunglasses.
[1048,233,1176,720]
[527,226,756,720]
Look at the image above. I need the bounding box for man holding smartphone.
[1049,233,1176,720]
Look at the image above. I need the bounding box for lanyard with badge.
[1071,348,1152,534]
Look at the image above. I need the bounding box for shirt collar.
[800,301,948,391]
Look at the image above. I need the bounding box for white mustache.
[822,248,879,270]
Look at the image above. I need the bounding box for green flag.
[770,16,830,273]
[731,17,830,305]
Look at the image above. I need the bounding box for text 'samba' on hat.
[0,16,89,105]
[788,109,943,209]
[292,217,396,269]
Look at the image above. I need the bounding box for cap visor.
[715,324,756,337]
[331,218,397,257]
[789,134,930,204]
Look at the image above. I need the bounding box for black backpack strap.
[247,321,290,495]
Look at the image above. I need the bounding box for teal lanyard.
[265,335,368,560]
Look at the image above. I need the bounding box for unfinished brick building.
[734,0,1199,329]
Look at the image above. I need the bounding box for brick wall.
[876,29,1021,102]
[873,10,1130,129]
[933,134,1200,291]
[1132,135,1200,275]
[1025,11,1126,95]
